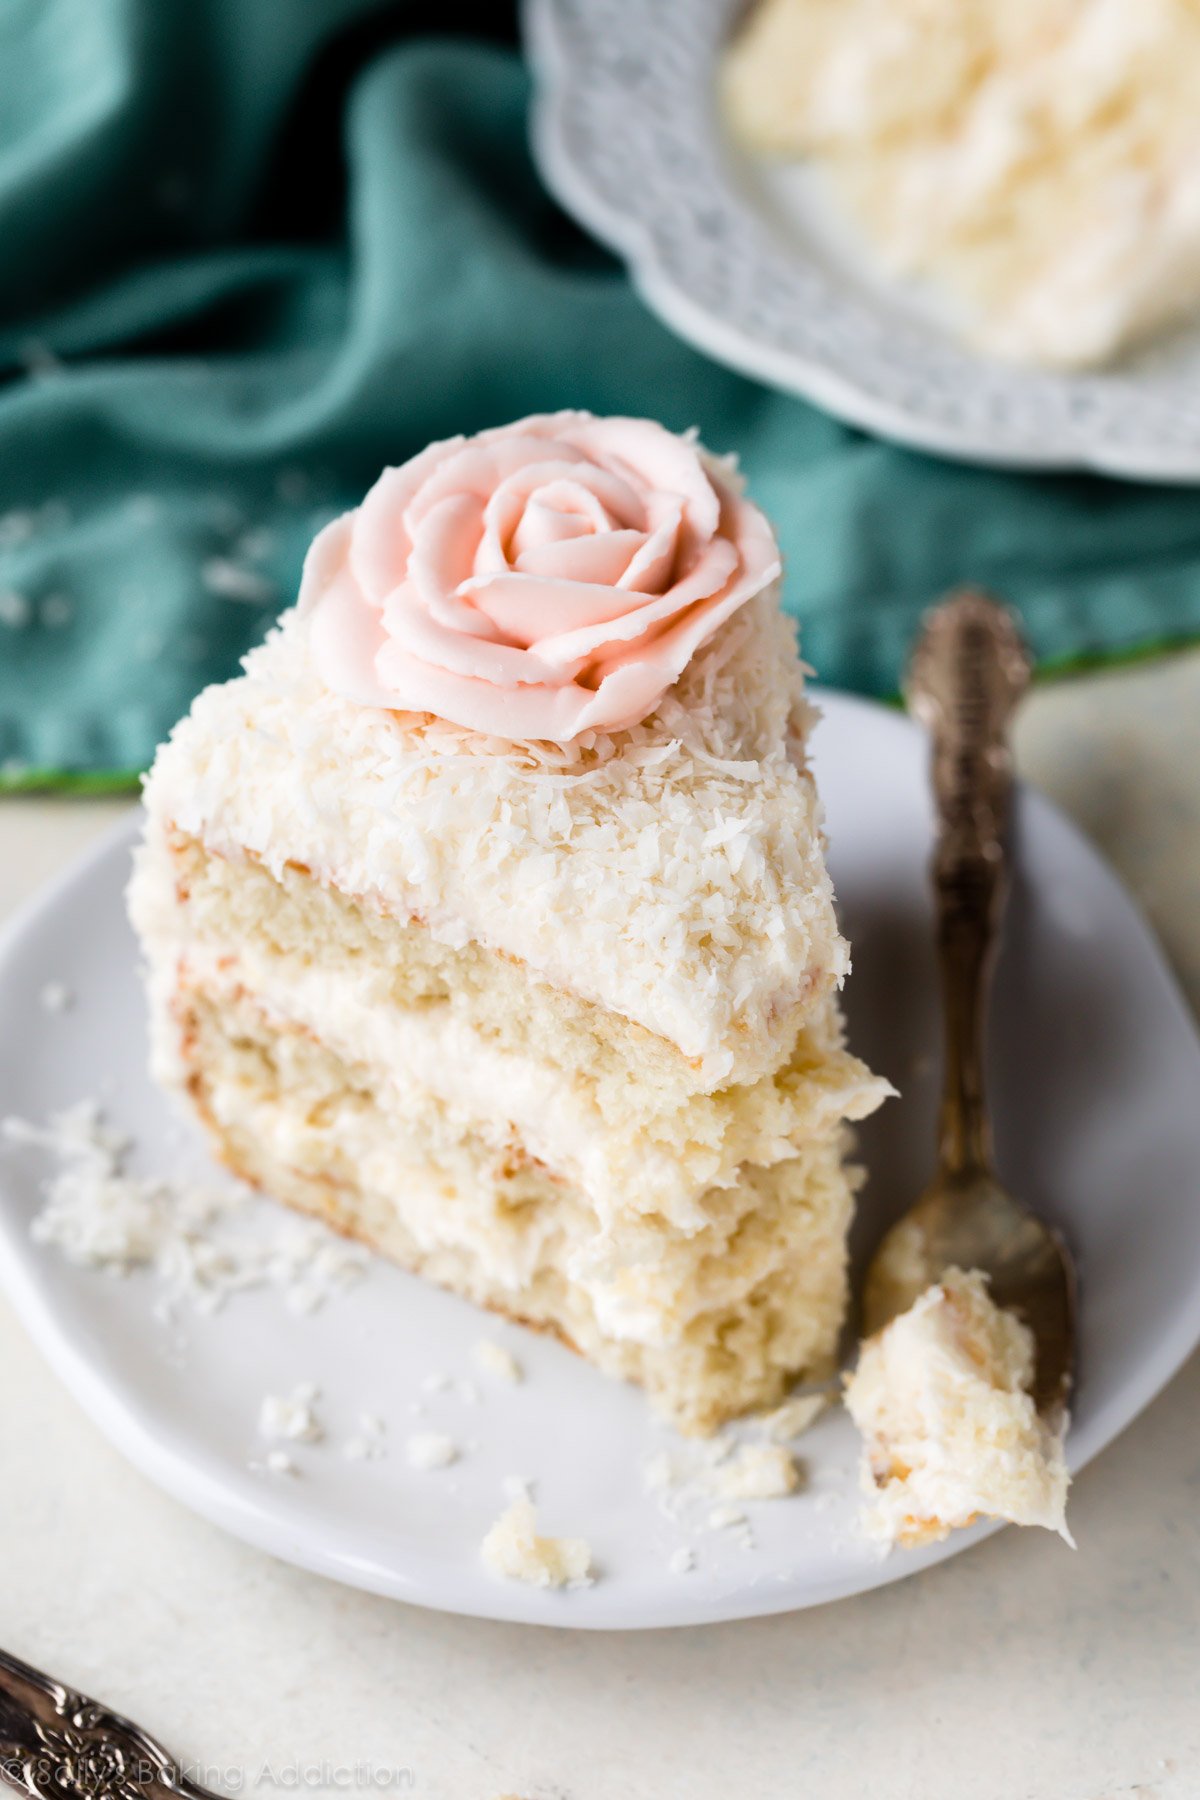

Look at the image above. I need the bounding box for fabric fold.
[1,3,1199,782]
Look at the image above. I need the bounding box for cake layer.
[140,591,848,1084]
[174,978,857,1434]
[129,824,889,1230]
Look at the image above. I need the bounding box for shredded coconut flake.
[474,1340,524,1384]
[712,1443,801,1501]
[259,1384,323,1445]
[643,1432,802,1541]
[405,1432,459,1470]
[260,1448,298,1477]
[757,1393,829,1443]
[343,1414,387,1462]
[4,1102,368,1316]
[643,1450,676,1494]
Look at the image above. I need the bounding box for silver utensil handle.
[905,591,1031,1177]
[0,1646,221,1800]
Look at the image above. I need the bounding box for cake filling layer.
[178,980,857,1434]
[131,826,888,1230]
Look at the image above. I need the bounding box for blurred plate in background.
[4,695,1200,1626]
[526,0,1200,478]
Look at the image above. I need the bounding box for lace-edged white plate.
[4,693,1200,1627]
[525,0,1200,478]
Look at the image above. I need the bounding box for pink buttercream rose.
[301,412,781,741]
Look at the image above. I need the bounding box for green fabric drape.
[2,0,1199,788]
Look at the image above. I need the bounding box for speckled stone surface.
[2,654,1199,1800]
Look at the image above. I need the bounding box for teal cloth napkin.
[3,0,1200,788]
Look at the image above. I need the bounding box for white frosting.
[128,820,881,1230]
[140,590,847,1081]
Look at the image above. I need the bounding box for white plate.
[525,0,1200,477]
[3,691,1200,1629]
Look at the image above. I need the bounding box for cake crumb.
[644,1435,801,1530]
[259,1384,323,1445]
[474,1339,524,1384]
[343,1412,387,1462]
[502,1474,535,1502]
[668,1546,696,1575]
[713,1443,801,1501]
[39,982,74,1014]
[261,1448,298,1477]
[405,1432,458,1470]
[642,1450,674,1494]
[480,1500,593,1589]
[758,1393,827,1443]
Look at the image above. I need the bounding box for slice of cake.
[844,1267,1072,1547]
[129,411,889,1434]
[724,0,1200,368]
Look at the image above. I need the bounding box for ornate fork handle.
[905,591,1032,1177]
[0,1648,221,1800]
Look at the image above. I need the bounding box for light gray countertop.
[2,651,1199,1800]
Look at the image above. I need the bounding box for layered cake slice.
[129,412,889,1433]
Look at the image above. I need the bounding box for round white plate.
[525,0,1200,477]
[3,691,1200,1629]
